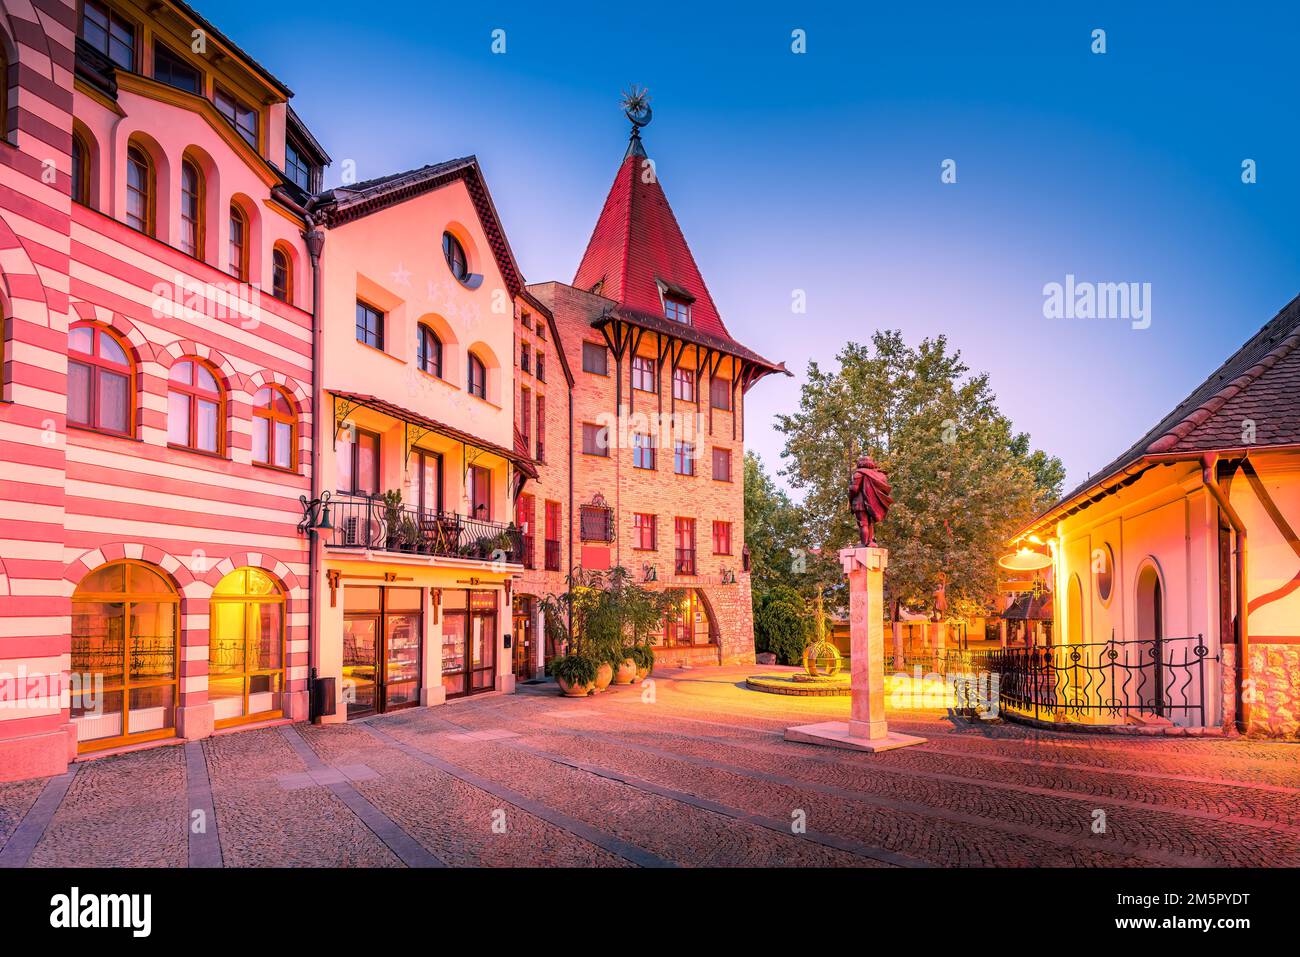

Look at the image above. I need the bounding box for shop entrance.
[512,594,536,679]
[342,585,423,719]
[441,589,499,699]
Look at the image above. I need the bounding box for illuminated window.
[210,567,285,727]
[71,561,178,751]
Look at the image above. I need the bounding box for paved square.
[2,666,1298,868]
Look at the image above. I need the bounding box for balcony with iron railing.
[522,535,536,570]
[327,495,524,564]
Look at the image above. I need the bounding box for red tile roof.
[1016,291,1300,537]
[572,135,734,345]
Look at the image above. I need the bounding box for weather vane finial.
[621,85,653,129]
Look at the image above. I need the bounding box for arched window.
[68,322,132,436]
[252,385,295,470]
[467,351,486,398]
[654,589,718,648]
[443,230,468,282]
[71,131,91,206]
[168,358,223,454]
[125,145,154,235]
[179,158,203,259]
[210,566,285,726]
[229,204,247,281]
[1067,573,1084,644]
[71,560,178,751]
[417,324,442,377]
[271,246,291,303]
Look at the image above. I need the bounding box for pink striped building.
[0,0,328,779]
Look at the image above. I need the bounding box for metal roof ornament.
[621,85,652,158]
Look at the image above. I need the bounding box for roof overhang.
[591,307,791,383]
[330,390,537,479]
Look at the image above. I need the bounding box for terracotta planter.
[614,659,637,685]
[635,666,650,682]
[556,676,593,698]
[593,662,614,692]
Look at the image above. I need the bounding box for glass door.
[512,595,533,679]
[470,590,497,692]
[382,588,422,712]
[343,615,379,718]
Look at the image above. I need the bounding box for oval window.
[1095,543,1114,604]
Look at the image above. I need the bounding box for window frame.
[355,299,385,351]
[631,354,657,393]
[81,0,137,72]
[125,144,154,236]
[632,432,656,470]
[633,512,657,551]
[71,131,92,206]
[153,40,201,95]
[442,230,470,283]
[664,296,692,325]
[674,517,697,575]
[710,375,733,411]
[417,324,442,378]
[337,427,381,496]
[467,352,488,399]
[68,322,133,438]
[712,520,733,556]
[252,386,297,472]
[582,422,609,457]
[672,366,696,403]
[582,341,608,376]
[214,84,259,149]
[228,203,248,282]
[179,158,204,260]
[271,246,292,303]
[674,440,696,477]
[712,447,733,482]
[167,358,225,457]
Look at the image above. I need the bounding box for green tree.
[754,585,812,665]
[775,330,1063,621]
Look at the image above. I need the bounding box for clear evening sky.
[202,0,1300,494]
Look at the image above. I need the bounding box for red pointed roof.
[573,132,733,343]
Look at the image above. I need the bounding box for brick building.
[522,121,787,669]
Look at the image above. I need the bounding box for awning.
[1003,592,1054,621]
[330,390,538,479]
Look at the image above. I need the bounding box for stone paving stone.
[378,717,887,868]
[29,745,187,867]
[0,778,44,851]
[204,727,399,868]
[297,720,631,868]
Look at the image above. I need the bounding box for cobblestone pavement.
[2,665,1298,867]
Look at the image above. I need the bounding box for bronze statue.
[848,455,893,547]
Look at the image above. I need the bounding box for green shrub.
[627,644,655,671]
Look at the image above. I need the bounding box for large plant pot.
[556,676,593,698]
[593,662,614,693]
[614,658,636,685]
[635,666,650,683]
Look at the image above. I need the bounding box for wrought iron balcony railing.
[522,535,536,570]
[328,495,523,564]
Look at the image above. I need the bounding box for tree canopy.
[773,330,1064,620]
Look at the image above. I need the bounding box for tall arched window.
[210,566,285,726]
[467,351,486,398]
[252,385,296,470]
[125,144,154,235]
[1067,574,1084,645]
[168,358,223,454]
[417,324,442,377]
[68,322,132,436]
[271,245,291,303]
[179,158,203,259]
[71,131,91,205]
[229,204,248,281]
[71,560,179,751]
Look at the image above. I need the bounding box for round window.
[1095,543,1115,604]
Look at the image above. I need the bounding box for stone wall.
[1220,643,1300,738]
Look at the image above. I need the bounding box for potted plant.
[592,648,617,692]
[398,515,420,552]
[551,654,597,697]
[381,489,404,550]
[613,645,637,685]
[628,643,655,682]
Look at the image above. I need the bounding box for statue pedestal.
[784,546,926,753]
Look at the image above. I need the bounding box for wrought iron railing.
[544,539,561,572]
[522,535,536,570]
[907,637,1216,726]
[327,495,523,564]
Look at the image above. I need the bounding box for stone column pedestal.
[784,546,926,753]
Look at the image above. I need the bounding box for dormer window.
[81,0,135,71]
[664,295,692,325]
[285,139,319,193]
[215,86,258,149]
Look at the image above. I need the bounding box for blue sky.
[204,0,1300,494]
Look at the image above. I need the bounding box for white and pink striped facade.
[0,0,323,779]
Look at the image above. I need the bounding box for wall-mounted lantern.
[297,491,334,536]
